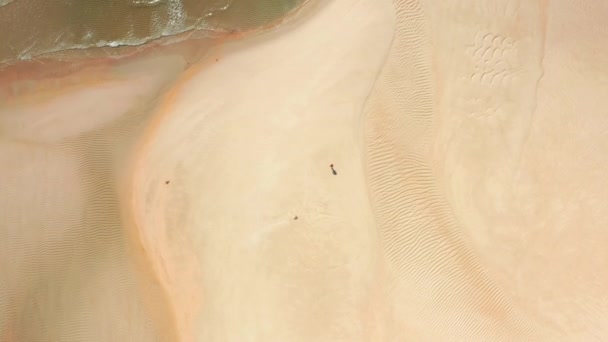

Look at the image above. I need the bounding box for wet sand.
[0,48,192,341]
[2,0,608,340]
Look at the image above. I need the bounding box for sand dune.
[1,0,608,340]
[127,1,393,340]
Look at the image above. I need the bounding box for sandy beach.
[2,0,608,340]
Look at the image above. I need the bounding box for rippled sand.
[2,0,608,340]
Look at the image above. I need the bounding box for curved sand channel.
[2,0,608,340]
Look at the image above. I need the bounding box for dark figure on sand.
[330,164,337,175]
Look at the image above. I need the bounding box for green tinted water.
[0,0,306,64]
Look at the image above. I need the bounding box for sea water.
[0,0,305,65]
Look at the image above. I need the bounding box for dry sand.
[1,0,608,341]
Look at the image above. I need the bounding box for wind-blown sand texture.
[1,0,608,340]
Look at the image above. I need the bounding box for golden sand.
[1,0,608,340]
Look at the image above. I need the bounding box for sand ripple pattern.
[360,0,544,340]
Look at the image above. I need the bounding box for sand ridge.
[126,0,393,339]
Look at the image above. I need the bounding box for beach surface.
[2,0,608,340]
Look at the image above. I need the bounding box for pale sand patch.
[128,0,394,340]
[2,0,608,340]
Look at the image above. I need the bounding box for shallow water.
[0,0,304,65]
